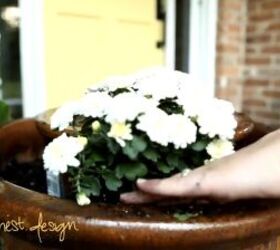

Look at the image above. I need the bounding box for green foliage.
[158,161,174,174]
[102,172,122,191]
[0,100,10,125]
[191,140,208,152]
[173,212,199,221]
[67,115,218,202]
[143,147,160,162]
[158,98,184,114]
[122,135,147,160]
[116,162,148,181]
[80,176,101,196]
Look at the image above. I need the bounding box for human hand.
[121,129,280,204]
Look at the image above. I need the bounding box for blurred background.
[0,0,280,127]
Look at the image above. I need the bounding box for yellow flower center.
[108,122,132,139]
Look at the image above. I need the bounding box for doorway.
[0,0,22,118]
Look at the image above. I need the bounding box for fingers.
[135,166,212,198]
[120,191,165,204]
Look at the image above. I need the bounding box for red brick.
[263,90,280,98]
[272,80,280,86]
[243,99,266,107]
[219,0,243,10]
[228,24,241,33]
[217,44,239,53]
[262,1,280,10]
[244,79,269,86]
[245,57,271,65]
[249,12,273,22]
[217,66,239,76]
[262,46,280,53]
[268,23,280,31]
[247,24,256,33]
[255,111,280,119]
[246,47,256,53]
[243,88,257,97]
[246,34,271,43]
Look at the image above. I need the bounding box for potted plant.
[42,69,238,205]
[0,69,279,250]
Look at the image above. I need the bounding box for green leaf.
[131,136,147,152]
[123,144,138,160]
[176,160,189,171]
[0,100,10,125]
[116,162,148,181]
[102,174,122,191]
[123,136,148,160]
[191,140,208,152]
[143,148,160,162]
[107,138,121,154]
[166,153,179,167]
[158,161,174,174]
[81,176,101,196]
[84,151,105,167]
[173,212,199,222]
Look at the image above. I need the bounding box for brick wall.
[216,0,280,127]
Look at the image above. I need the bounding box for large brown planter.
[0,114,279,250]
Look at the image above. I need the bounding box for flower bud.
[76,192,91,206]
[91,120,101,132]
[77,136,88,147]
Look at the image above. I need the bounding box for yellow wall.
[44,0,164,109]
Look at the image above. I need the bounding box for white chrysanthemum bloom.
[107,122,133,147]
[136,108,171,146]
[197,99,237,139]
[206,138,235,160]
[134,69,180,100]
[51,101,80,131]
[105,92,157,123]
[168,114,197,149]
[88,75,137,93]
[77,92,112,118]
[76,192,91,206]
[43,133,87,175]
[176,80,210,118]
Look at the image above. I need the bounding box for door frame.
[19,0,46,117]
[188,0,218,97]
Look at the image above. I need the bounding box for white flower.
[88,75,137,92]
[50,101,79,131]
[134,68,180,100]
[136,108,171,146]
[197,99,237,139]
[107,122,133,147]
[77,92,112,118]
[206,138,234,160]
[176,83,210,118]
[137,109,196,148]
[105,92,157,123]
[168,114,197,149]
[76,192,91,206]
[43,133,87,175]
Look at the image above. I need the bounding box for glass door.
[0,0,22,119]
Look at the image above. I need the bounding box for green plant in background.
[0,100,10,126]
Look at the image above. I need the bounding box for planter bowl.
[0,114,279,250]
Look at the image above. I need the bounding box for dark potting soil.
[0,160,48,194]
[0,161,274,221]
